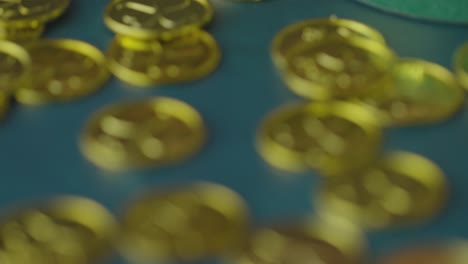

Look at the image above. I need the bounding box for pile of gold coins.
[256,16,465,231]
[0,0,113,118]
[103,0,221,86]
[2,1,468,264]
[0,182,370,264]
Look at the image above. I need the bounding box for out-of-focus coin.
[0,24,45,43]
[232,219,365,264]
[454,42,468,90]
[317,152,448,229]
[0,40,31,119]
[282,36,395,100]
[272,17,386,69]
[0,196,116,264]
[0,0,70,27]
[256,101,381,175]
[80,97,206,171]
[104,0,214,40]
[119,182,249,263]
[363,59,464,126]
[15,39,110,105]
[107,30,221,86]
[379,240,468,264]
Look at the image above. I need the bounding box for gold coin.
[282,36,395,100]
[107,30,221,86]
[15,39,110,105]
[256,101,382,175]
[0,40,31,119]
[80,97,206,171]
[0,0,70,27]
[379,240,468,264]
[0,196,116,264]
[119,182,249,262]
[272,17,386,70]
[454,42,468,90]
[0,24,45,43]
[363,59,464,126]
[317,152,448,229]
[104,0,214,40]
[233,219,365,264]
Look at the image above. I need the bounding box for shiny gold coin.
[15,39,110,105]
[0,40,31,119]
[283,36,395,100]
[0,0,70,27]
[454,42,468,90]
[272,17,386,70]
[0,196,116,264]
[104,0,214,40]
[363,59,464,126]
[317,152,448,229]
[107,30,221,86]
[256,101,381,175]
[80,97,206,171]
[119,182,249,262]
[0,24,45,43]
[233,219,365,264]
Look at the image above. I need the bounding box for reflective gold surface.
[283,36,395,100]
[0,40,31,119]
[107,30,221,86]
[80,97,206,171]
[318,152,448,229]
[0,197,116,264]
[15,39,110,105]
[256,101,382,175]
[0,0,70,26]
[104,0,214,40]
[364,58,464,126]
[119,182,249,262]
[272,16,386,69]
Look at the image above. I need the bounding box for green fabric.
[357,0,468,24]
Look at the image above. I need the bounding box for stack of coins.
[80,97,207,171]
[0,196,116,264]
[103,0,221,87]
[0,0,112,121]
[256,15,454,239]
[269,16,465,127]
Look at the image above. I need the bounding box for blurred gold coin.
[317,152,448,229]
[379,240,468,264]
[272,17,386,69]
[104,0,213,40]
[363,59,464,126]
[119,182,249,262]
[233,219,365,264]
[0,196,116,264]
[0,40,31,119]
[454,42,468,90]
[0,24,45,43]
[15,39,110,105]
[283,36,395,100]
[256,101,381,175]
[80,97,206,171]
[107,30,221,86]
[0,0,70,27]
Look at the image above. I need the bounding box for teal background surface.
[357,0,468,24]
[0,0,468,263]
